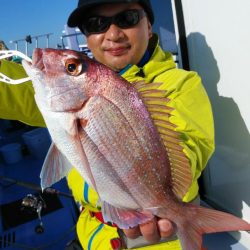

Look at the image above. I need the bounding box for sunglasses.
[81,9,146,35]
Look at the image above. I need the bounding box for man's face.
[85,3,153,71]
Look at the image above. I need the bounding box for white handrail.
[0,50,31,84]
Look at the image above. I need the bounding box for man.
[0,0,214,249]
[65,0,214,249]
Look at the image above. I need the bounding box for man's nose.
[105,24,125,41]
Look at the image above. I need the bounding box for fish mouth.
[22,48,44,74]
[32,48,45,71]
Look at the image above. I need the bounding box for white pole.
[25,42,28,55]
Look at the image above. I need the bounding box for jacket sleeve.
[0,59,45,127]
[67,167,100,210]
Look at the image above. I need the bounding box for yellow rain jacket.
[0,34,214,250]
[0,59,45,127]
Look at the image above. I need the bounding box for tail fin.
[176,204,250,250]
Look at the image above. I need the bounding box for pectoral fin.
[40,143,73,190]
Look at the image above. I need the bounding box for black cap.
[67,0,154,28]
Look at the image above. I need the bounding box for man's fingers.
[123,225,141,239]
[123,218,175,243]
[157,219,175,238]
[139,218,161,243]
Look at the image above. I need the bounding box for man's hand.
[123,217,175,243]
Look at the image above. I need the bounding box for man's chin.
[105,61,130,72]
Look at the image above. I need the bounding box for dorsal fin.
[133,81,193,199]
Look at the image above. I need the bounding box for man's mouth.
[105,46,130,56]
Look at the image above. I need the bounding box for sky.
[0,1,178,57]
[0,0,78,55]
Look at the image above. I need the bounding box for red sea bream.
[22,48,250,250]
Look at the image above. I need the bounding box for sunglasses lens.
[83,16,110,34]
[116,10,140,28]
[82,9,145,35]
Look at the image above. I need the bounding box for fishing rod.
[0,175,73,198]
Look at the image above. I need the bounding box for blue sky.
[0,1,177,55]
[1,0,78,54]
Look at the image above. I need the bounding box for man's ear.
[147,20,153,39]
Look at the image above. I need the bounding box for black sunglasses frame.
[80,9,146,36]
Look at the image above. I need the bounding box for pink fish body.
[23,49,250,250]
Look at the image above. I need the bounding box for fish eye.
[65,58,83,76]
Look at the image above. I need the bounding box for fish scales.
[22,48,250,250]
[77,83,171,209]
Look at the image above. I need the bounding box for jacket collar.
[120,34,176,82]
